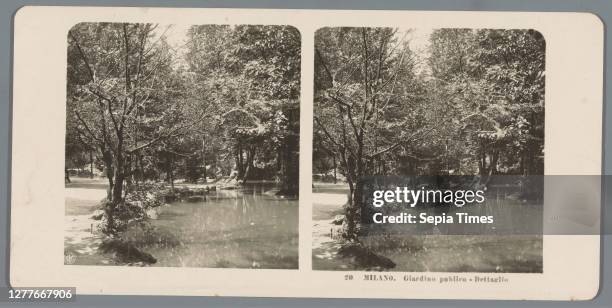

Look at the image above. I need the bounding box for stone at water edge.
[146,207,160,219]
[331,215,345,225]
[91,210,104,220]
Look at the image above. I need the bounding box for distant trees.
[313,28,545,240]
[66,23,301,235]
[185,25,301,194]
[427,29,545,177]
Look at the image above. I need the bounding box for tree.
[427,29,545,178]
[313,27,546,241]
[67,23,202,234]
[185,25,301,195]
[314,27,430,239]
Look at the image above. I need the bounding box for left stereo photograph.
[64,22,301,269]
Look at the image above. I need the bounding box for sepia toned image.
[312,27,545,272]
[10,6,603,299]
[64,22,300,269]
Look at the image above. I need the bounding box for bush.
[99,183,166,236]
[99,200,147,236]
[125,183,166,209]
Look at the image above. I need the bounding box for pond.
[312,183,543,272]
[65,179,298,269]
[137,183,299,269]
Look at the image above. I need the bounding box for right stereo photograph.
[312,27,545,273]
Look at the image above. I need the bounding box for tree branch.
[73,109,103,144]
[68,29,95,82]
[367,126,436,159]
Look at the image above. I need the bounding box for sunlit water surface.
[312,184,542,272]
[135,184,298,269]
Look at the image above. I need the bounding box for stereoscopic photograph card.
[10,6,603,300]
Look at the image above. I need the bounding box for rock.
[261,188,280,196]
[91,210,104,220]
[146,207,160,219]
[331,215,345,225]
[99,239,157,265]
[208,186,217,191]
[220,179,239,190]
[338,242,396,270]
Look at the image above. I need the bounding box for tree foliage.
[66,23,301,235]
[313,27,545,239]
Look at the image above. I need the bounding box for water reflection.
[145,183,298,269]
[312,183,543,272]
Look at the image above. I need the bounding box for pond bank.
[65,177,299,268]
[311,182,543,272]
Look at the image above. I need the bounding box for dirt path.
[311,189,349,269]
[64,178,110,265]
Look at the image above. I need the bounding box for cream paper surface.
[11,6,603,300]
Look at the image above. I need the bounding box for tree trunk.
[479,145,487,176]
[201,137,207,183]
[343,146,364,241]
[89,151,94,179]
[124,154,132,190]
[344,179,363,241]
[99,147,118,235]
[236,142,245,179]
[102,149,114,201]
[242,147,255,183]
[489,150,499,175]
[111,154,125,203]
[332,155,337,184]
[169,153,175,190]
